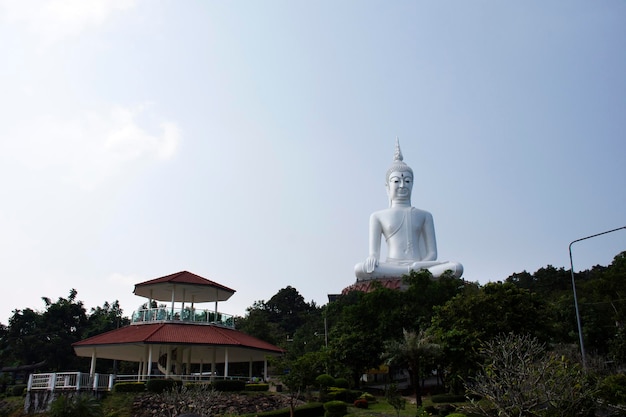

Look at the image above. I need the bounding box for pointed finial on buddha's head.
[386,137,413,184]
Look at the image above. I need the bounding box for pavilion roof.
[72,323,284,363]
[133,271,236,303]
[73,323,281,352]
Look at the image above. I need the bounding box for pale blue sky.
[0,1,624,324]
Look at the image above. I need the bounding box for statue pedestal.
[341,278,406,295]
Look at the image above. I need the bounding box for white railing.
[114,374,250,383]
[131,307,234,328]
[27,372,114,392]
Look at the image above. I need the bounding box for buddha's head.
[386,139,413,204]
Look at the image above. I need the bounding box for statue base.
[341,278,406,295]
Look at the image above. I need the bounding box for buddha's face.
[387,171,413,202]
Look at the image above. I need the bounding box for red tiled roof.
[72,323,283,353]
[135,271,235,293]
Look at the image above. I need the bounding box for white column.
[147,345,153,378]
[224,348,229,378]
[171,285,176,319]
[186,347,192,376]
[211,348,217,381]
[248,359,253,380]
[264,359,268,381]
[166,346,172,377]
[90,349,97,376]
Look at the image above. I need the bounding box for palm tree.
[381,328,441,407]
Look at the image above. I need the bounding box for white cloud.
[1,104,181,190]
[0,0,137,44]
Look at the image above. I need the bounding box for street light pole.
[569,225,626,370]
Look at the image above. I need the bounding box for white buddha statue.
[354,140,463,281]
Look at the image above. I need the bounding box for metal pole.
[569,226,626,370]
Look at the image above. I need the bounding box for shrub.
[245,383,269,391]
[431,393,467,403]
[146,379,179,393]
[353,398,368,409]
[326,388,361,402]
[113,382,146,393]
[49,394,103,417]
[183,382,212,391]
[324,400,347,417]
[6,385,26,397]
[245,402,324,417]
[333,378,349,388]
[598,373,626,405]
[359,392,376,403]
[446,413,468,417]
[315,374,335,389]
[212,379,246,391]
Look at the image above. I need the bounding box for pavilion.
[72,271,284,381]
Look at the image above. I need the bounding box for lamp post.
[569,225,626,370]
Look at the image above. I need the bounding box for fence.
[27,372,114,392]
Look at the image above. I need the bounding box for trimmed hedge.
[324,400,347,417]
[245,402,324,417]
[431,393,467,403]
[146,379,180,393]
[212,379,246,391]
[315,374,335,388]
[333,378,349,389]
[113,382,146,393]
[326,388,361,403]
[245,383,269,391]
[6,384,27,396]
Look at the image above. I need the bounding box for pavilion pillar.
[211,348,216,382]
[166,346,172,377]
[264,359,268,381]
[186,347,192,375]
[224,348,229,378]
[147,345,153,378]
[249,359,253,380]
[89,349,97,376]
[171,285,176,319]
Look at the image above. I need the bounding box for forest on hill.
[1,251,625,394]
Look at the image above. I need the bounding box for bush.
[353,398,368,409]
[49,394,103,417]
[446,414,468,417]
[146,379,179,393]
[359,392,376,403]
[431,393,467,403]
[324,400,347,417]
[598,373,626,405]
[315,374,335,389]
[113,382,146,393]
[246,402,324,417]
[326,387,361,402]
[333,378,349,388]
[245,383,269,391]
[212,379,246,391]
[6,385,26,397]
[183,382,212,391]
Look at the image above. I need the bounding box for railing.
[28,372,114,392]
[131,307,234,328]
[115,374,250,383]
[28,373,253,392]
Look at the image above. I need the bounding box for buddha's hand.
[364,256,378,273]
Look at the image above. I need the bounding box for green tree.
[431,282,550,392]
[381,328,441,407]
